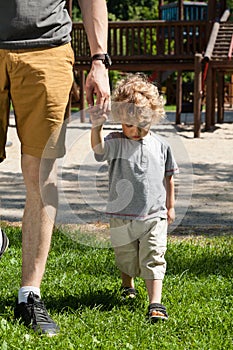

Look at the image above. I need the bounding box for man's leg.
[21,154,58,287]
[14,154,59,336]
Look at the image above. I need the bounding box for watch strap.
[91,53,112,68]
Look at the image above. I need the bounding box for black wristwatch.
[91,53,112,68]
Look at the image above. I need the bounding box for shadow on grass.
[0,288,140,319]
[46,290,126,313]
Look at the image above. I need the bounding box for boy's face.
[122,120,151,141]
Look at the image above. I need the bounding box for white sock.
[0,228,2,249]
[18,286,41,304]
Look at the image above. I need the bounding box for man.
[0,0,110,336]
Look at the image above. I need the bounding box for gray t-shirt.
[0,0,71,48]
[95,131,179,220]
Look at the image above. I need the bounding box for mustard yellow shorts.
[0,43,74,162]
[110,217,168,280]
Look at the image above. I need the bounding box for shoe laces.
[27,292,54,324]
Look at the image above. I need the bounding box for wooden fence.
[72,20,209,71]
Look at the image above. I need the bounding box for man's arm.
[165,175,175,225]
[78,0,108,55]
[78,0,110,111]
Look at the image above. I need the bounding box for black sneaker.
[14,292,59,336]
[0,230,9,258]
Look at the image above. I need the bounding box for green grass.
[0,226,232,349]
[164,105,176,112]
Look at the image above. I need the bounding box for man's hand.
[85,60,111,113]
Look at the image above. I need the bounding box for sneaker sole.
[0,231,9,258]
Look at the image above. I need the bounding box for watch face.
[104,54,112,68]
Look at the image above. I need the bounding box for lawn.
[0,226,232,349]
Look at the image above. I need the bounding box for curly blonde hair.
[111,73,165,124]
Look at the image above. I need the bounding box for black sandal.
[121,287,137,299]
[148,303,168,322]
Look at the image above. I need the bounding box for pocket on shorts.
[64,43,75,65]
[146,217,168,248]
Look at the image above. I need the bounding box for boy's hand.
[167,207,175,225]
[90,106,108,127]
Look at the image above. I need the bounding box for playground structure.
[67,0,233,137]
[160,1,208,21]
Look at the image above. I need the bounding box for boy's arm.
[91,122,105,155]
[165,175,175,225]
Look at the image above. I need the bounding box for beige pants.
[110,217,168,280]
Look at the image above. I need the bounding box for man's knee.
[22,154,57,189]
[21,154,41,188]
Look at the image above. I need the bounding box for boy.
[91,74,179,322]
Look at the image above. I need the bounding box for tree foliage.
[72,1,232,22]
[227,0,233,10]
[107,0,159,21]
[72,0,160,21]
